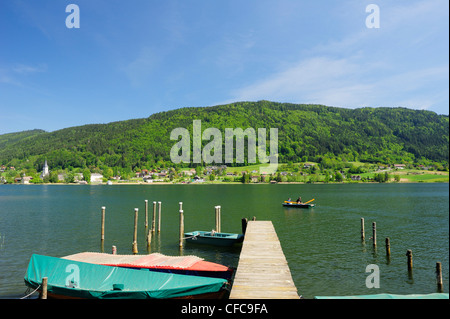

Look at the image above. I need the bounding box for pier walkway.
[229,221,300,299]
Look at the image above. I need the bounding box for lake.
[0,183,448,299]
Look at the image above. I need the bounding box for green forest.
[0,101,448,182]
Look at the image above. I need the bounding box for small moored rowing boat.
[184,231,244,247]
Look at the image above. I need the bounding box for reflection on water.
[0,183,448,298]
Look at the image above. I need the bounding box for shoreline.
[4,180,449,186]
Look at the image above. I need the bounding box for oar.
[303,198,315,205]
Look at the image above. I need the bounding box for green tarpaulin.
[24,254,227,299]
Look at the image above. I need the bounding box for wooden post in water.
[360,218,365,241]
[40,277,48,299]
[152,201,156,233]
[406,250,413,271]
[241,218,248,234]
[372,222,377,248]
[157,202,162,233]
[179,209,184,248]
[436,262,443,292]
[385,237,391,257]
[146,225,152,248]
[144,200,148,228]
[100,206,106,252]
[101,206,106,241]
[214,206,219,232]
[132,208,139,254]
[217,206,222,233]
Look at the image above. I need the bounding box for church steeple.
[40,160,49,179]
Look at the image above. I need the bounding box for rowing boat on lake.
[283,201,315,208]
[283,198,315,208]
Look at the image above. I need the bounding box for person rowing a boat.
[297,196,302,204]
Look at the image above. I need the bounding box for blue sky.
[0,0,448,134]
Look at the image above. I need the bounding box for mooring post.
[179,209,184,248]
[385,237,391,257]
[217,206,222,233]
[144,200,148,228]
[152,201,156,233]
[436,262,443,292]
[146,225,152,248]
[406,250,413,271]
[101,206,106,241]
[179,202,183,211]
[132,208,139,254]
[100,206,106,252]
[157,201,162,233]
[241,218,248,234]
[360,218,365,241]
[40,277,48,299]
[214,206,219,232]
[372,222,377,248]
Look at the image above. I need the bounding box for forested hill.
[0,101,448,171]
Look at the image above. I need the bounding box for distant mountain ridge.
[0,101,448,170]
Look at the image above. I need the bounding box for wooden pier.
[229,221,300,299]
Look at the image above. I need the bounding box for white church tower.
[40,160,49,179]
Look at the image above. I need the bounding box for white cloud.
[228,53,448,110]
[13,63,47,74]
[230,56,376,107]
[0,68,21,86]
[226,0,448,113]
[122,47,162,87]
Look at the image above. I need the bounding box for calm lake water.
[0,183,448,299]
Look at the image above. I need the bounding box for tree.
[275,172,282,182]
[324,171,331,183]
[334,172,343,182]
[242,172,250,184]
[308,174,319,183]
[373,173,382,182]
[43,174,50,183]
[102,167,113,180]
[31,175,43,184]
[83,169,91,183]
[374,172,388,183]
[49,171,59,183]
[65,171,75,183]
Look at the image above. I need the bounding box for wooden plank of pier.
[229,221,300,299]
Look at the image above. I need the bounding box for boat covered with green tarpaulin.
[24,254,228,299]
